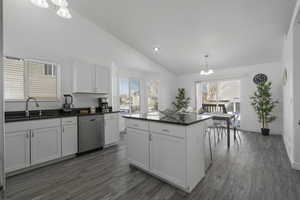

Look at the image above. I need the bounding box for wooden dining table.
[205,113,236,148]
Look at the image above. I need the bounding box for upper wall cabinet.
[73,62,110,94]
[95,65,110,94]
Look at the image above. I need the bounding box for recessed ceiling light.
[153,46,160,53]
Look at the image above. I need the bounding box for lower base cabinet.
[104,114,120,146]
[126,126,186,189]
[5,131,30,173]
[127,128,149,169]
[150,133,186,187]
[62,117,78,157]
[125,119,207,193]
[5,118,78,174]
[31,127,62,165]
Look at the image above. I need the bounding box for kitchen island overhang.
[123,113,213,193]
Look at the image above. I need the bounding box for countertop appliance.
[98,97,110,113]
[78,115,104,154]
[63,94,73,112]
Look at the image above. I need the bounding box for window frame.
[118,77,142,114]
[146,79,159,112]
[4,57,61,102]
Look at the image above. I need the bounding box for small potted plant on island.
[172,88,191,113]
[250,79,278,136]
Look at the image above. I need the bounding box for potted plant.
[172,88,191,113]
[250,81,278,135]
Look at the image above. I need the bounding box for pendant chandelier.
[200,55,214,76]
[30,0,72,19]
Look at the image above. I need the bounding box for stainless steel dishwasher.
[78,115,104,154]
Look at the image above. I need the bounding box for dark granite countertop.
[123,112,212,126]
[5,109,120,123]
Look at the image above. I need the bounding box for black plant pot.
[261,128,270,136]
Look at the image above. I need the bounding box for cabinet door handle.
[162,129,170,133]
[62,127,64,133]
[31,131,34,138]
[26,132,30,138]
[90,119,96,121]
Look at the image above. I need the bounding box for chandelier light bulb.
[30,0,49,8]
[51,0,68,7]
[200,54,214,76]
[57,6,72,19]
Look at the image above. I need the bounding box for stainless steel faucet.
[25,97,41,117]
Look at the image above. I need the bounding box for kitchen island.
[123,112,212,193]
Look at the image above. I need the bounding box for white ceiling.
[72,0,296,74]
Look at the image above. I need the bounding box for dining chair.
[202,104,227,113]
[231,113,242,142]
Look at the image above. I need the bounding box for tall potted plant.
[250,81,278,135]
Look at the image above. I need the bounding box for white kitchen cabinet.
[62,117,78,157]
[30,127,62,165]
[73,62,110,93]
[126,127,149,170]
[149,132,186,187]
[104,121,110,146]
[110,118,119,144]
[73,62,95,93]
[5,131,30,173]
[95,66,110,93]
[125,118,208,193]
[104,120,112,145]
[104,114,119,146]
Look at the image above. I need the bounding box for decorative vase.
[261,128,270,136]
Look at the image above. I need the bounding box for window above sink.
[4,57,61,102]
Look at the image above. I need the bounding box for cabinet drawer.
[126,119,148,130]
[149,122,186,139]
[62,117,77,125]
[5,119,60,133]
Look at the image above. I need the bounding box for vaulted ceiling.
[72,0,296,74]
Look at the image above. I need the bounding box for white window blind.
[27,61,57,100]
[4,58,25,100]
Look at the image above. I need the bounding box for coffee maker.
[98,97,110,113]
[63,94,73,112]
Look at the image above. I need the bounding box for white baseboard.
[282,134,300,170]
[283,135,292,163]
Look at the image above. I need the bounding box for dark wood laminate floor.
[2,131,300,200]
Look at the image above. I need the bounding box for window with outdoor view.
[119,78,141,113]
[196,79,240,113]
